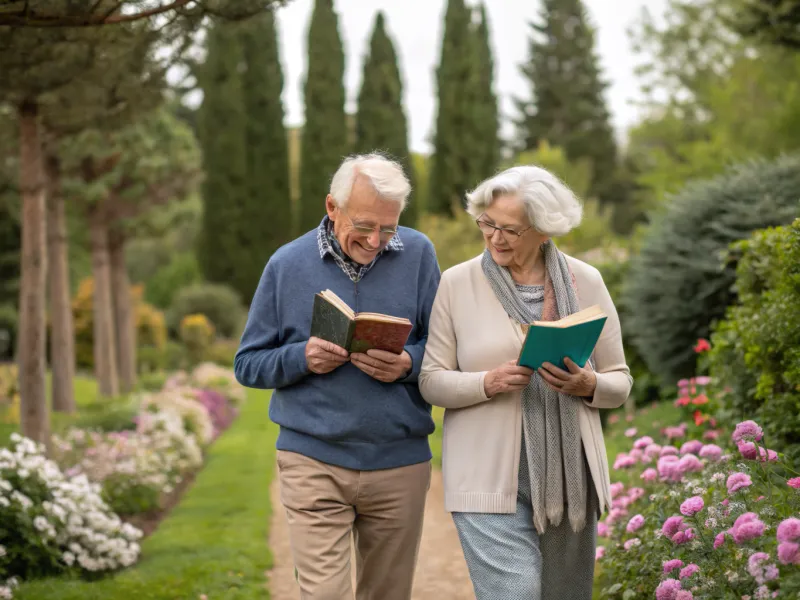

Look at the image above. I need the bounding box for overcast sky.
[274,0,667,154]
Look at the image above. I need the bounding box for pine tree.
[516,0,618,205]
[430,0,482,216]
[472,4,500,180]
[355,12,417,226]
[239,11,291,300]
[299,0,347,232]
[197,20,248,296]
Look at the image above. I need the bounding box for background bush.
[0,303,16,360]
[623,154,800,384]
[144,252,202,310]
[707,219,800,461]
[166,283,245,339]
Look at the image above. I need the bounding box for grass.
[15,387,278,600]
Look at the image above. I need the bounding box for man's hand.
[350,349,412,383]
[484,360,535,397]
[538,357,597,397]
[305,337,349,374]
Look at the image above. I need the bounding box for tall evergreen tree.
[239,12,291,300]
[355,12,417,226]
[197,20,248,298]
[299,0,347,232]
[515,0,617,204]
[430,0,482,216]
[472,4,500,179]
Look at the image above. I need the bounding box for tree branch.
[0,0,195,27]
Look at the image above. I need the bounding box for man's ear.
[325,195,337,220]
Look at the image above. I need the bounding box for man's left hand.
[350,349,412,383]
[538,357,597,397]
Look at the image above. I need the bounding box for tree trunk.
[17,99,50,444]
[46,154,76,413]
[89,209,119,398]
[109,231,136,393]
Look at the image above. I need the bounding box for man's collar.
[316,215,403,260]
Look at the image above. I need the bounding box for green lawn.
[15,387,278,600]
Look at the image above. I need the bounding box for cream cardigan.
[419,254,633,516]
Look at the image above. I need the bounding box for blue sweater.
[234,226,441,470]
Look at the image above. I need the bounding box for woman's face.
[479,194,549,268]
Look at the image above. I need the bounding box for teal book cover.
[518,317,607,371]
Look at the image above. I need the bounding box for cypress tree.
[472,4,500,179]
[197,20,248,297]
[239,11,291,299]
[355,12,416,226]
[516,0,618,204]
[430,0,482,216]
[299,0,347,232]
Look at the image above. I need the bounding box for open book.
[309,289,413,355]
[517,304,608,371]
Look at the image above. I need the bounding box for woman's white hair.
[465,165,583,237]
[330,153,411,210]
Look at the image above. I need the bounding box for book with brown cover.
[309,289,413,355]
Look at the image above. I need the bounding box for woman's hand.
[538,357,597,397]
[484,360,535,397]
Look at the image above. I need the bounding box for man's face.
[326,176,402,265]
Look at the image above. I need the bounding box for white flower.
[0,586,11,600]
[33,516,50,532]
[711,472,725,483]
[63,551,75,566]
[692,487,706,495]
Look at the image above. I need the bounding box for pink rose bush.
[596,416,800,599]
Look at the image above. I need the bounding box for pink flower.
[727,472,753,494]
[758,448,778,462]
[625,427,638,437]
[738,441,759,460]
[662,516,686,538]
[703,429,720,440]
[680,440,703,455]
[778,541,800,565]
[627,514,645,533]
[677,454,704,474]
[699,444,723,461]
[628,487,646,502]
[675,591,693,600]
[664,426,687,440]
[680,496,704,517]
[677,378,690,388]
[655,578,682,600]
[613,495,632,510]
[776,517,800,543]
[608,414,620,425]
[595,546,605,560]
[672,529,695,545]
[634,435,654,450]
[679,564,700,580]
[624,538,641,551]
[722,498,729,506]
[694,376,711,386]
[645,443,663,459]
[748,553,779,585]
[788,477,800,489]
[597,522,609,537]
[606,508,628,525]
[694,338,711,353]
[641,468,658,482]
[629,448,644,462]
[614,454,637,469]
[663,558,684,574]
[714,531,727,549]
[610,482,625,498]
[732,512,766,544]
[660,445,679,457]
[733,420,763,443]
[658,455,682,482]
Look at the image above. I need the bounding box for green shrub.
[73,400,138,432]
[706,219,800,461]
[166,283,244,339]
[0,303,16,360]
[623,154,800,384]
[144,252,201,310]
[204,338,238,368]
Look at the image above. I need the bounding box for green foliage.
[298,0,348,232]
[411,153,430,215]
[417,211,485,272]
[707,219,800,461]
[515,0,618,205]
[179,314,216,366]
[166,283,245,340]
[472,4,500,183]
[355,12,417,227]
[731,0,800,49]
[204,339,239,369]
[0,304,17,361]
[429,0,484,216]
[143,252,201,310]
[623,154,800,385]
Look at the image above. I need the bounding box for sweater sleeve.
[419,271,491,409]
[580,268,633,410]
[234,261,310,390]
[398,241,441,384]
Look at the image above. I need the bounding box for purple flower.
[776,517,800,543]
[732,512,766,544]
[677,454,704,474]
[679,564,700,580]
[748,552,779,585]
[641,468,658,482]
[713,531,726,549]
[733,420,763,443]
[699,444,723,461]
[778,541,800,565]
[627,514,645,533]
[663,558,684,574]
[660,445,679,457]
[680,496,704,517]
[680,440,703,455]
[726,472,752,494]
[655,578,682,600]
[634,435,654,449]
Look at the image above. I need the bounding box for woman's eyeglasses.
[475,217,531,243]
[340,210,398,241]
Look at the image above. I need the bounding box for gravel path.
[267,467,475,599]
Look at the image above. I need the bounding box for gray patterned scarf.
[481,240,589,534]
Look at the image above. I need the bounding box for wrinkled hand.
[538,357,597,397]
[350,349,412,383]
[484,360,535,397]
[305,337,349,374]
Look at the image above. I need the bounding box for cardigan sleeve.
[419,272,492,409]
[579,267,633,410]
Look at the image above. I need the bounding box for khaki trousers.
[276,450,431,600]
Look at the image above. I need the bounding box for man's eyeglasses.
[476,216,532,243]
[340,210,398,242]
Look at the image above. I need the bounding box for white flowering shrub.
[166,362,245,407]
[140,388,214,446]
[0,435,142,597]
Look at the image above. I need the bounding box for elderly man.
[234,153,440,600]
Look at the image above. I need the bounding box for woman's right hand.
[483,360,535,397]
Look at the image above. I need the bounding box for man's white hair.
[465,165,583,237]
[330,153,411,210]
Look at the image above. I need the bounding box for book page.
[319,289,355,320]
[533,304,605,328]
[355,312,412,325]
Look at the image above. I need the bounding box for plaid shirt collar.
[317,215,403,283]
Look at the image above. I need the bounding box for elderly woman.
[419,166,632,599]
